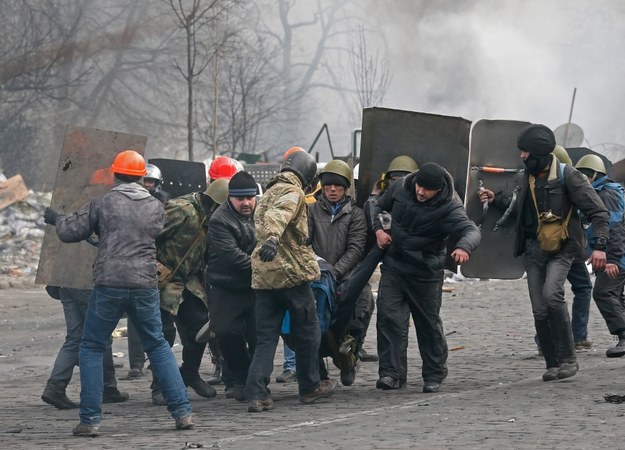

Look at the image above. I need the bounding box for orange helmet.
[283,146,305,161]
[110,150,147,176]
[209,156,238,180]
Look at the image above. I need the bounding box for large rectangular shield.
[356,107,471,206]
[148,158,207,199]
[461,119,530,279]
[357,107,471,272]
[36,126,147,289]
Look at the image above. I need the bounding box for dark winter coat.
[206,200,257,289]
[55,182,164,289]
[307,193,367,281]
[373,169,481,281]
[493,155,609,257]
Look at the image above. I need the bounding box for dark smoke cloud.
[367,0,625,157]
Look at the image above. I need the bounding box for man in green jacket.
[151,179,229,404]
[244,150,339,412]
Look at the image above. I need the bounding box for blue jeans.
[47,288,116,390]
[283,341,296,372]
[568,261,593,342]
[79,286,191,425]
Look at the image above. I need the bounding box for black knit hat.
[320,172,349,188]
[414,162,445,190]
[228,171,258,197]
[517,124,556,155]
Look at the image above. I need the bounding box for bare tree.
[168,0,240,161]
[0,0,86,189]
[253,0,353,159]
[199,30,284,157]
[348,25,391,118]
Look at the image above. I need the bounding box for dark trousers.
[525,239,577,368]
[210,285,256,385]
[153,291,206,390]
[245,283,321,401]
[593,270,625,334]
[376,268,448,383]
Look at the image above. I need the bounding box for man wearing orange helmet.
[44,150,194,436]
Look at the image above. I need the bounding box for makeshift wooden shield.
[148,158,206,199]
[461,119,530,279]
[36,126,147,290]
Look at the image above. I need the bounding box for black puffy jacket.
[373,169,481,281]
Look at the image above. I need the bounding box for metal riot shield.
[245,163,282,191]
[148,158,206,199]
[612,159,625,184]
[356,107,471,207]
[461,119,531,279]
[357,107,471,272]
[36,126,147,289]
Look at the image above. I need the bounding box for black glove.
[258,237,279,262]
[44,207,62,226]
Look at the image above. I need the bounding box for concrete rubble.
[0,177,50,289]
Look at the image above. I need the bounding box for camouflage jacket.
[156,192,211,314]
[252,171,320,289]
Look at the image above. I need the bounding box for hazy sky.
[366,0,625,158]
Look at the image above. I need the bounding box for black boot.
[534,318,559,381]
[549,306,578,379]
[606,330,625,358]
[41,382,78,409]
[180,367,217,398]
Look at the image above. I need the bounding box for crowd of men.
[41,123,625,438]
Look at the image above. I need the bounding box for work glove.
[258,237,279,262]
[44,207,62,226]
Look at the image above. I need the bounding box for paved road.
[1,279,624,449]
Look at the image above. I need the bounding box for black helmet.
[280,150,317,187]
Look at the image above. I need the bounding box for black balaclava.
[523,153,553,175]
[517,124,555,176]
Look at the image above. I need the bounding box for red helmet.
[110,150,147,176]
[283,146,305,161]
[208,156,238,180]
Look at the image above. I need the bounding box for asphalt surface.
[1,278,625,449]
